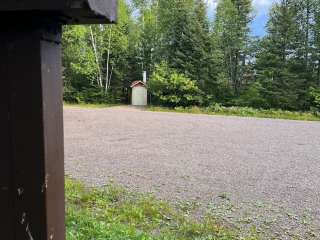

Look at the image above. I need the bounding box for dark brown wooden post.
[0,1,117,239]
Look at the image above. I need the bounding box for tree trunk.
[89,26,103,88]
[105,27,113,92]
[305,0,311,69]
[234,50,240,96]
[107,65,114,90]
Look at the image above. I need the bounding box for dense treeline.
[62,0,320,111]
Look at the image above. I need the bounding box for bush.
[64,86,81,103]
[235,82,269,109]
[309,87,320,112]
[64,86,122,104]
[149,62,204,107]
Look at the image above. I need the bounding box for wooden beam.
[0,36,14,239]
[0,2,117,239]
[0,0,118,24]
[0,25,65,240]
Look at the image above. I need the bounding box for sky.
[207,0,277,37]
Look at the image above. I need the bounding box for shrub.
[235,82,269,109]
[149,62,204,107]
[64,86,122,104]
[207,103,224,112]
[64,86,81,103]
[309,87,320,112]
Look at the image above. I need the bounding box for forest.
[62,0,320,112]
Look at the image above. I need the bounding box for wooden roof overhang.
[0,0,117,24]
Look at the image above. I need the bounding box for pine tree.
[165,0,196,75]
[131,0,160,76]
[213,0,253,96]
[191,0,212,89]
[293,0,320,108]
[256,0,302,110]
[295,0,313,70]
[312,0,320,86]
[162,0,212,89]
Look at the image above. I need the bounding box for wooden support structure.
[0,1,117,239]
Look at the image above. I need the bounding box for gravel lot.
[64,106,320,238]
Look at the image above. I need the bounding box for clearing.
[65,106,320,239]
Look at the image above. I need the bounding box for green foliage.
[63,25,98,89]
[63,0,131,104]
[149,62,204,107]
[149,105,320,121]
[235,82,269,109]
[66,178,258,240]
[254,1,301,110]
[62,0,320,111]
[160,0,212,90]
[213,0,253,96]
[63,87,121,104]
[309,87,320,111]
[254,0,320,110]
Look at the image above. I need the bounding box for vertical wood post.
[0,25,65,240]
[0,2,117,239]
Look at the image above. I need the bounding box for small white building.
[131,80,148,106]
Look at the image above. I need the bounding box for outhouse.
[131,81,148,106]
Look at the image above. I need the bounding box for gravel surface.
[64,106,320,239]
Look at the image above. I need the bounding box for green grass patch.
[148,105,320,121]
[64,103,122,108]
[66,178,260,240]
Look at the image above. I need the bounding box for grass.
[66,178,260,240]
[148,105,320,121]
[64,102,122,108]
[63,102,320,121]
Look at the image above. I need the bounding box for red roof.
[130,80,147,88]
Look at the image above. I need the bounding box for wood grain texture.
[0,26,65,240]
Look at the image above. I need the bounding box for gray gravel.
[64,106,320,238]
